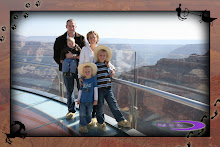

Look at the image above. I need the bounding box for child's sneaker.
[87,121,95,128]
[79,125,88,133]
[66,112,75,119]
[118,119,130,128]
[91,118,97,125]
[96,122,106,131]
[87,118,97,128]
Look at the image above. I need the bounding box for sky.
[12,11,209,41]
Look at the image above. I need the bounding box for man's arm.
[75,34,86,49]
[53,38,61,64]
[60,48,66,61]
[81,36,86,48]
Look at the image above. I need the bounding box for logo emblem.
[171,120,205,131]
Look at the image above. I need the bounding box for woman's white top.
[79,45,96,65]
[78,44,115,78]
[78,45,96,78]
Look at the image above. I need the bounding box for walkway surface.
[11,89,129,136]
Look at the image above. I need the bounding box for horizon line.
[14,35,207,41]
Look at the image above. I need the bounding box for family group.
[53,19,129,133]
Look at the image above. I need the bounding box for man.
[53,19,86,119]
[54,19,86,71]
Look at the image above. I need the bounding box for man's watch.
[72,54,76,59]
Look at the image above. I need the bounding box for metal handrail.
[121,74,208,96]
[112,78,209,112]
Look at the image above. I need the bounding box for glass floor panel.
[11,89,129,137]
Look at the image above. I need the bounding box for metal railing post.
[60,72,65,98]
[132,51,138,129]
[56,69,64,98]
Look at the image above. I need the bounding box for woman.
[78,31,99,73]
[78,31,99,125]
[78,31,114,126]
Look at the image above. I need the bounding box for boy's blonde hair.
[83,66,93,73]
[98,49,108,54]
[87,31,99,44]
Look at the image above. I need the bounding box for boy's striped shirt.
[96,62,111,88]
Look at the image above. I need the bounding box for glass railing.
[11,48,136,98]
[110,49,136,80]
[112,78,209,136]
[11,41,209,136]
[11,60,209,137]
[135,57,209,103]
[11,61,61,96]
[118,44,209,104]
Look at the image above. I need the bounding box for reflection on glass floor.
[11,89,129,136]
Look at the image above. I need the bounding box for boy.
[60,37,81,119]
[77,63,98,133]
[94,45,130,131]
